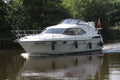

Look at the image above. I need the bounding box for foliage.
[8,0,24,30]
[3,0,70,30]
[107,2,120,26]
[0,0,12,38]
[0,0,120,41]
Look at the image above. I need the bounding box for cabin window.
[42,28,65,34]
[63,28,86,35]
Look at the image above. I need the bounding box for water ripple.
[103,43,120,53]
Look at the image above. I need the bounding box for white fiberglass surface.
[19,33,91,42]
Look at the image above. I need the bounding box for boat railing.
[12,29,97,40]
[12,30,42,39]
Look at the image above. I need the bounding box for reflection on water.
[17,52,103,80]
[0,50,25,80]
[0,43,120,80]
[107,53,120,80]
[103,43,120,53]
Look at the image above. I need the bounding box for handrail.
[12,30,42,39]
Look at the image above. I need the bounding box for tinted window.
[64,28,86,35]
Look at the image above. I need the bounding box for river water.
[0,43,120,80]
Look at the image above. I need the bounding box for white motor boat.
[13,19,103,54]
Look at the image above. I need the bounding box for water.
[0,43,120,80]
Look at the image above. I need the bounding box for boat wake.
[102,43,120,53]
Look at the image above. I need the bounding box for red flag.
[97,18,101,28]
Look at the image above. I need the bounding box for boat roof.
[46,19,95,29]
[47,24,77,29]
[59,19,86,24]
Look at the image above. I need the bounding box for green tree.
[0,0,11,38]
[20,0,71,29]
[62,0,85,18]
[108,2,120,26]
[8,0,26,30]
[8,0,71,30]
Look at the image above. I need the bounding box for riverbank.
[0,39,22,49]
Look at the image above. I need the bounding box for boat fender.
[63,41,67,44]
[88,42,92,49]
[74,41,78,48]
[98,42,103,46]
[51,41,56,50]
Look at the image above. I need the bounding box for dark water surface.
[0,43,120,80]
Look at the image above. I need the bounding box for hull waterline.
[18,38,103,54]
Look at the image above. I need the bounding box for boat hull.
[18,38,103,54]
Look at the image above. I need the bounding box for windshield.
[60,19,85,24]
[42,28,65,34]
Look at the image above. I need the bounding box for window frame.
[63,28,86,35]
[41,28,65,34]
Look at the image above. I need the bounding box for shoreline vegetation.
[0,39,22,49]
[0,0,120,47]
